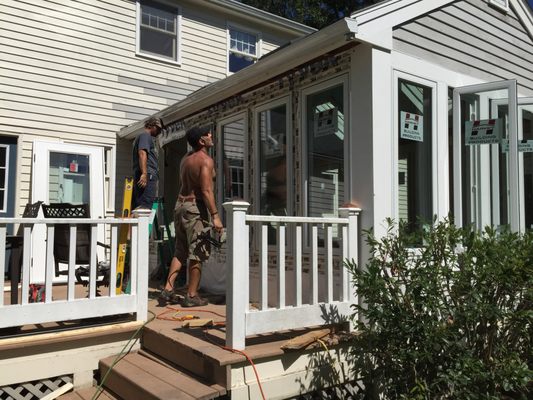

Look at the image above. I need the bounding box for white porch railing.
[224,201,361,350]
[0,216,149,330]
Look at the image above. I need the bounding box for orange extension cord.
[156,306,267,400]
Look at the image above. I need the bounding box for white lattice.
[0,375,72,400]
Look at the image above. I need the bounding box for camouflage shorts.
[173,200,211,264]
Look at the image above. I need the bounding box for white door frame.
[31,141,105,283]
[453,80,519,231]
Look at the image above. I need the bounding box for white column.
[223,200,250,350]
[136,215,150,322]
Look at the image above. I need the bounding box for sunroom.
[118,1,533,330]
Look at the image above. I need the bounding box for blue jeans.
[132,173,157,209]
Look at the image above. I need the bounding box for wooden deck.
[2,283,354,399]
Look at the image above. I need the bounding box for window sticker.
[500,139,533,153]
[465,118,503,145]
[400,111,424,142]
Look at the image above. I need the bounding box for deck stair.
[97,351,226,400]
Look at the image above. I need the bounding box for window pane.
[230,29,256,56]
[229,52,254,73]
[521,106,533,230]
[49,153,90,204]
[259,105,287,216]
[140,27,175,59]
[307,85,344,219]
[221,119,245,202]
[141,3,175,33]
[0,168,5,189]
[0,147,5,166]
[0,189,4,211]
[398,80,433,231]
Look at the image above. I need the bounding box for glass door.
[31,142,105,283]
[452,80,519,232]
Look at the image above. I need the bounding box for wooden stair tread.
[100,353,221,400]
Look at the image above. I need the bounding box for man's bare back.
[178,143,222,232]
[179,150,214,199]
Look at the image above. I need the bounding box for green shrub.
[347,220,532,399]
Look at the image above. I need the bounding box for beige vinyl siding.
[0,0,300,215]
[393,0,533,96]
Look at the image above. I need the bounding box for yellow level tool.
[116,177,133,294]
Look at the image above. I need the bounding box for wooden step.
[58,386,118,399]
[141,326,231,387]
[99,352,224,400]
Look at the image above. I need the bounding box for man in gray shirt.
[132,117,163,209]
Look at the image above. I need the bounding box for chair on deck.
[6,201,43,304]
[41,203,110,289]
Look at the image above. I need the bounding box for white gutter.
[119,17,358,140]
[206,0,316,35]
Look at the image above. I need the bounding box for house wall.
[0,0,303,216]
[393,0,533,96]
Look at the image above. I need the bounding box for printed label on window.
[500,139,533,153]
[465,118,502,145]
[400,111,424,142]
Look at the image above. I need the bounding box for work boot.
[181,294,208,307]
[159,289,180,304]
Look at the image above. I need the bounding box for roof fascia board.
[511,0,533,39]
[204,0,316,35]
[353,0,454,28]
[119,18,356,139]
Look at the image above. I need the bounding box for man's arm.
[199,158,223,231]
[137,149,148,187]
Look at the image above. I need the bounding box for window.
[228,27,259,73]
[257,102,288,217]
[137,0,180,62]
[305,83,345,220]
[256,99,290,244]
[397,79,433,232]
[220,117,246,203]
[0,145,9,212]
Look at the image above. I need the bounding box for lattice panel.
[0,375,72,400]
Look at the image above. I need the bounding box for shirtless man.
[160,125,223,307]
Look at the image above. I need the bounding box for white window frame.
[393,71,439,224]
[489,0,510,13]
[104,145,116,213]
[227,23,262,74]
[0,144,9,213]
[217,113,249,210]
[254,96,292,217]
[301,74,350,218]
[136,0,182,65]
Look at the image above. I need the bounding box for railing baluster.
[88,224,97,299]
[21,225,32,305]
[130,223,138,296]
[45,224,55,303]
[341,224,348,302]
[68,225,77,301]
[277,224,286,309]
[325,224,333,303]
[295,224,302,307]
[0,225,5,306]
[260,224,268,310]
[110,224,118,296]
[311,224,318,305]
